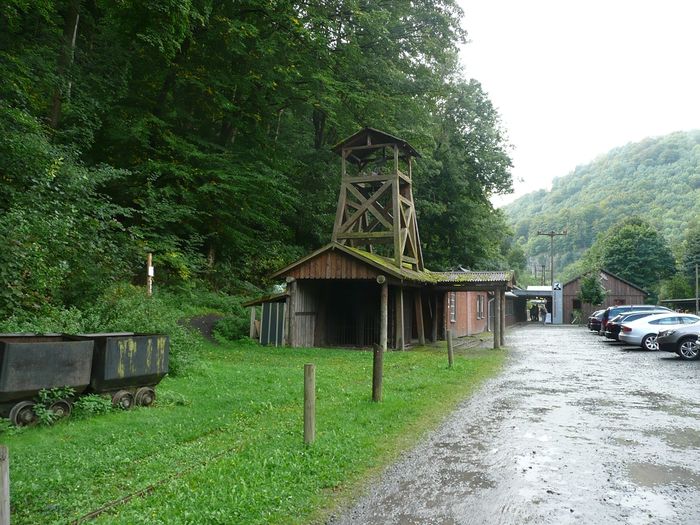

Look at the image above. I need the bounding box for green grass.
[4,340,505,525]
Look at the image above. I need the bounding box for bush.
[213,314,249,341]
[72,394,113,418]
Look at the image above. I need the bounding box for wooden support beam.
[395,285,404,350]
[392,147,402,268]
[500,288,506,347]
[342,174,393,184]
[249,307,257,339]
[288,280,298,347]
[380,280,388,351]
[431,294,439,342]
[494,289,502,349]
[336,231,393,240]
[415,292,425,346]
[0,445,8,525]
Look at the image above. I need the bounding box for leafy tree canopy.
[0,0,514,315]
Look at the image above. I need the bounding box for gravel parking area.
[331,324,700,524]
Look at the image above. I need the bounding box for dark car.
[657,324,700,360]
[604,310,670,340]
[587,310,605,331]
[601,305,671,332]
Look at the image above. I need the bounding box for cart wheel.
[49,399,72,420]
[134,387,156,407]
[112,390,134,410]
[9,401,38,427]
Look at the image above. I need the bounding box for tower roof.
[332,127,421,165]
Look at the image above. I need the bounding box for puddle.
[627,462,700,488]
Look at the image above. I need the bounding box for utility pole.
[695,263,700,314]
[537,230,568,289]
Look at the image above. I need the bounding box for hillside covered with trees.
[504,131,700,295]
[0,1,514,333]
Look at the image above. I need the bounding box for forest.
[0,0,515,338]
[505,130,700,300]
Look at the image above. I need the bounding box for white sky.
[457,0,700,207]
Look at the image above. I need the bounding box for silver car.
[618,313,700,350]
[657,323,700,360]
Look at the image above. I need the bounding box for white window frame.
[449,292,457,323]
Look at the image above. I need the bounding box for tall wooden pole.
[372,344,383,402]
[536,230,567,289]
[695,263,700,314]
[304,364,315,444]
[0,445,8,525]
[415,292,425,346]
[146,253,153,296]
[395,286,404,350]
[431,294,438,342]
[447,329,454,368]
[500,288,506,347]
[494,290,502,349]
[379,279,388,351]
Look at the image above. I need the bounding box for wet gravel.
[330,324,700,524]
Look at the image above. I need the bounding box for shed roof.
[563,269,648,295]
[331,127,421,165]
[272,242,514,288]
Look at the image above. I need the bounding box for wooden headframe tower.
[331,127,424,271]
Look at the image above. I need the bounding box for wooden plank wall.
[286,251,380,280]
[563,274,647,322]
[294,282,318,347]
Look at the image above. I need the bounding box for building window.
[476,295,484,319]
[449,292,457,323]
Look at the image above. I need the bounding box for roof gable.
[563,269,648,295]
[273,243,514,288]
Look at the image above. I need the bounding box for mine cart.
[0,334,94,426]
[68,333,170,409]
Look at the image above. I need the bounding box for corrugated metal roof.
[434,271,513,283]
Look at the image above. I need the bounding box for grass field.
[4,339,505,524]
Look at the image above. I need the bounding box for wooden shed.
[273,242,514,350]
[563,269,648,321]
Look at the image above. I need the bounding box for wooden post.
[379,279,388,351]
[146,253,153,296]
[0,445,8,525]
[414,292,425,346]
[249,307,257,339]
[447,329,454,368]
[500,289,506,347]
[288,279,297,347]
[431,294,438,342]
[494,290,502,349]
[372,344,383,402]
[395,286,404,350]
[304,364,315,444]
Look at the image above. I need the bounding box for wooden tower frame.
[331,128,424,271]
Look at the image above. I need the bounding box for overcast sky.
[457,0,700,207]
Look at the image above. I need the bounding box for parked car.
[587,310,605,331]
[604,310,670,340]
[601,305,671,332]
[657,324,700,360]
[618,313,700,350]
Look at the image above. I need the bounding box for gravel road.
[330,323,700,524]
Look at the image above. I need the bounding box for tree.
[578,273,607,306]
[591,217,676,302]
